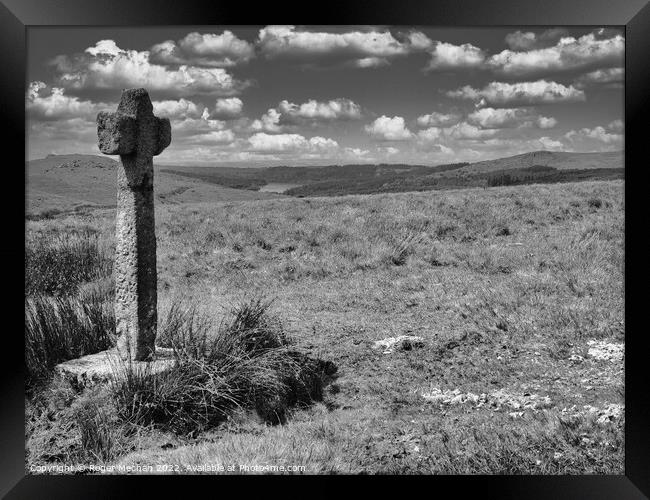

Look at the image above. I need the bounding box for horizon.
[27,26,624,166]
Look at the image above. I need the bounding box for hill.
[453,150,624,176]
[26,154,281,216]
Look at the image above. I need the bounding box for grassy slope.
[26,154,281,215]
[26,179,624,473]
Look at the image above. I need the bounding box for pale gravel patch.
[587,341,624,363]
[372,335,425,354]
[419,387,552,411]
[561,403,624,424]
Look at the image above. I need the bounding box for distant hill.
[26,150,625,213]
[455,150,623,175]
[26,154,281,216]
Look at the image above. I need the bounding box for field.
[25,177,624,474]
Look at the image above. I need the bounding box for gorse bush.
[110,297,336,433]
[25,230,113,297]
[25,295,116,386]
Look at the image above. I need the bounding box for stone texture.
[55,347,176,390]
[97,88,171,361]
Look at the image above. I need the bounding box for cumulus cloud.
[278,98,362,122]
[185,129,236,144]
[538,136,564,150]
[447,80,585,106]
[425,42,486,71]
[467,107,557,129]
[488,31,624,77]
[51,40,248,96]
[212,97,244,118]
[504,29,569,51]
[444,122,499,140]
[257,25,428,68]
[247,132,338,154]
[608,119,624,133]
[26,82,106,120]
[574,67,624,88]
[251,108,283,133]
[563,124,624,151]
[416,111,462,128]
[365,115,413,141]
[152,98,202,120]
[149,31,254,67]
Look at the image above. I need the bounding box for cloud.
[257,25,428,68]
[444,122,499,140]
[344,147,370,157]
[149,31,254,67]
[247,132,338,154]
[425,42,486,71]
[467,107,557,129]
[26,82,106,121]
[185,129,236,144]
[212,97,244,118]
[564,125,623,150]
[251,108,283,133]
[447,80,585,106]
[277,98,362,122]
[504,29,569,51]
[538,136,564,150]
[488,31,624,77]
[365,115,413,141]
[574,67,624,88]
[416,111,462,128]
[608,119,624,133]
[51,40,248,96]
[152,98,202,120]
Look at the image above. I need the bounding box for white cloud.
[564,125,623,151]
[247,132,339,154]
[504,29,569,51]
[212,97,244,118]
[384,146,400,155]
[488,31,624,77]
[51,40,247,96]
[416,127,442,141]
[574,67,624,88]
[536,116,558,129]
[251,108,283,133]
[152,98,202,119]
[150,31,254,67]
[186,129,236,144]
[425,42,485,71]
[608,119,624,133]
[538,136,564,150]
[278,98,362,121]
[26,82,105,121]
[344,147,370,156]
[257,25,428,68]
[447,80,585,106]
[416,111,462,128]
[365,115,413,141]
[445,122,499,140]
[467,107,557,129]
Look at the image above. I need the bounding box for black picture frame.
[5,0,649,497]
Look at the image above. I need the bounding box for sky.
[26,26,624,166]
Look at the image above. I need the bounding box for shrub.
[25,295,116,386]
[109,297,336,433]
[25,230,112,297]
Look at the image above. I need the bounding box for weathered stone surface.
[55,347,176,390]
[97,88,171,361]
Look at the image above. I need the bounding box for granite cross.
[97,88,171,361]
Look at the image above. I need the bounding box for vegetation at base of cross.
[25,227,116,387]
[26,298,337,465]
[111,297,336,433]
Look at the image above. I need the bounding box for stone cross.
[97,88,171,361]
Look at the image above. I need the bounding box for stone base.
[54,347,176,389]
